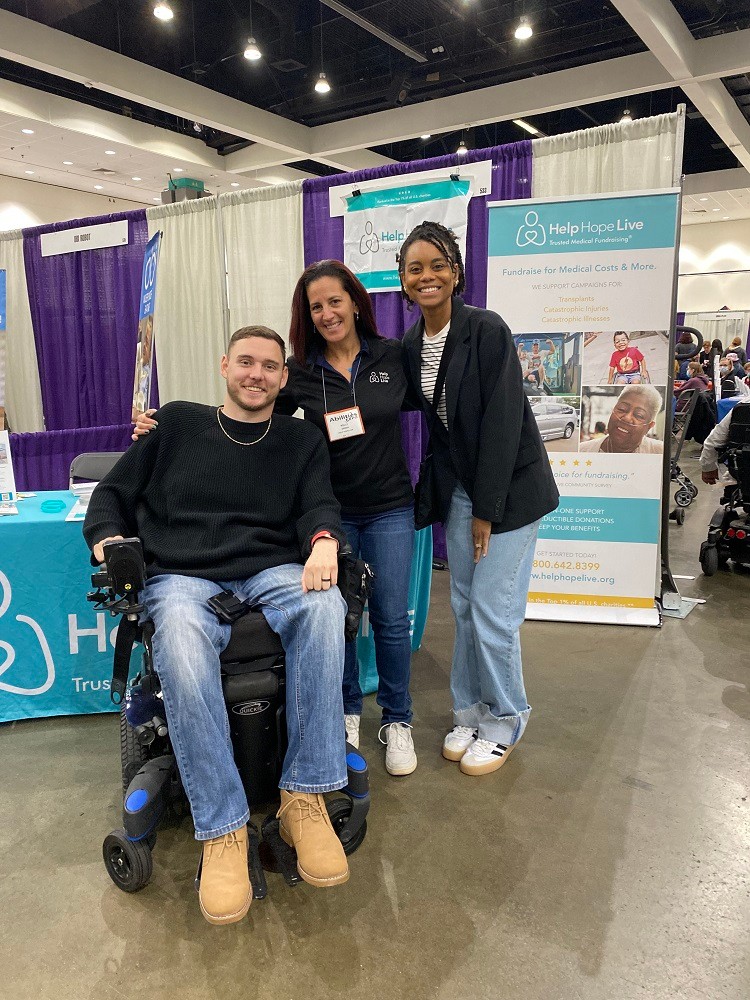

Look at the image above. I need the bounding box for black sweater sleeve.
[294,430,347,557]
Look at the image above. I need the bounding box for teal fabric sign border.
[347,179,470,213]
[538,496,660,544]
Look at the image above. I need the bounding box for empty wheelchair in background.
[88,538,371,898]
[700,403,750,576]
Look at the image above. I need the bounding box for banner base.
[525,602,661,627]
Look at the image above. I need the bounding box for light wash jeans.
[341,506,414,724]
[143,565,348,841]
[445,485,539,746]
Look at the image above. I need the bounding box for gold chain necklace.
[216,407,272,446]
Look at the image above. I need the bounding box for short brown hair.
[227,325,286,361]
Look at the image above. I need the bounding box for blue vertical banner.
[487,190,681,627]
[132,232,161,421]
[0,269,6,331]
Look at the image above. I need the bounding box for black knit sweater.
[83,401,346,581]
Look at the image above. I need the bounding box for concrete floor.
[2,445,749,1000]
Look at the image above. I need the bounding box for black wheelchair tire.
[671,507,685,525]
[674,489,692,508]
[326,797,367,856]
[700,544,719,577]
[120,705,148,796]
[103,828,153,892]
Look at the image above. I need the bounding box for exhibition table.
[0,491,117,724]
[717,397,743,422]
[0,492,432,723]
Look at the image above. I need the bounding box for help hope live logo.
[0,571,55,696]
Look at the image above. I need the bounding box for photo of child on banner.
[582,330,669,386]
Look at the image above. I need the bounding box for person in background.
[698,340,713,370]
[704,338,724,376]
[135,261,419,778]
[674,361,709,397]
[397,221,559,777]
[723,337,747,366]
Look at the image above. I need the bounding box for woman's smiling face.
[400,240,457,310]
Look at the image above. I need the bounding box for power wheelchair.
[88,538,372,898]
[700,403,750,576]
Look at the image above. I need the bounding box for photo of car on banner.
[528,396,581,451]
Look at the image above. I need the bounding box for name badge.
[324,406,366,441]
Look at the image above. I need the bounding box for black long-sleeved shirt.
[83,401,346,581]
[276,337,416,516]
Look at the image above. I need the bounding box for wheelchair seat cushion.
[220,610,284,666]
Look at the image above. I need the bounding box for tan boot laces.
[204,829,243,861]
[278,794,328,839]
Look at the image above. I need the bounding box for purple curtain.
[302,141,533,557]
[10,423,133,492]
[22,210,154,431]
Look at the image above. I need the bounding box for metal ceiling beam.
[319,1,428,64]
[611,0,750,172]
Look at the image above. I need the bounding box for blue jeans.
[445,485,539,746]
[341,506,414,724]
[143,565,348,841]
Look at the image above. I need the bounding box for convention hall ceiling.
[0,1,749,208]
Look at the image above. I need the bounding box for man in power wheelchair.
[84,325,370,925]
[699,398,750,575]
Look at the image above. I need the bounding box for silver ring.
[474,543,481,548]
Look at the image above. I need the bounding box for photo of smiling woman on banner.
[579,385,666,454]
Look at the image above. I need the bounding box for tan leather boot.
[198,826,252,925]
[277,790,349,887]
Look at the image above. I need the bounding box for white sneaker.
[459,738,516,775]
[344,714,361,749]
[378,723,417,776]
[442,726,478,761]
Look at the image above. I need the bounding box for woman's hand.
[472,517,491,563]
[132,409,158,441]
[302,538,339,593]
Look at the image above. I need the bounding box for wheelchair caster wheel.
[670,507,685,525]
[699,543,719,577]
[326,798,367,856]
[674,489,692,508]
[103,828,153,892]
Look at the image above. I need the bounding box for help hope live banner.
[487,190,681,626]
[339,162,493,293]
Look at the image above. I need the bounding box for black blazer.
[402,298,559,533]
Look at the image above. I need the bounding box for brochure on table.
[487,190,681,626]
[0,429,17,506]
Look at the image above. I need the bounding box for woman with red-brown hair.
[280,260,418,776]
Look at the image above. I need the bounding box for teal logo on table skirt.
[539,497,660,544]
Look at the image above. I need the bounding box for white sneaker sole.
[442,742,474,762]
[459,741,516,775]
[386,755,417,776]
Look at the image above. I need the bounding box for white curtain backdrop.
[146,198,227,407]
[0,229,45,432]
[532,113,679,198]
[222,183,304,348]
[682,311,750,347]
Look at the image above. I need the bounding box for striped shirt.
[421,321,450,428]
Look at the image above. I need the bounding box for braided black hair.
[397,220,466,305]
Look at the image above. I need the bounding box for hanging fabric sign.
[487,190,681,627]
[132,232,161,421]
[344,178,471,293]
[0,269,6,424]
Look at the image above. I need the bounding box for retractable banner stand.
[132,232,161,421]
[487,190,681,625]
[0,269,5,427]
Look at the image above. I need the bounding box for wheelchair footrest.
[258,816,303,887]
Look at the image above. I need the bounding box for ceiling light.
[104,149,116,155]
[514,16,533,40]
[712,208,720,212]
[153,197,161,202]
[25,169,34,175]
[63,160,73,165]
[723,216,729,220]
[192,121,203,133]
[231,182,240,187]
[421,133,432,140]
[173,167,184,172]
[153,3,173,21]
[512,118,541,136]
[94,184,103,190]
[315,72,331,94]
[456,139,468,156]
[244,37,262,61]
[131,176,142,181]
[620,109,633,123]
[699,197,708,202]
[21,128,34,135]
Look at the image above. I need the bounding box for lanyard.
[321,356,362,413]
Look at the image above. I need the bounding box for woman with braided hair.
[398,221,559,776]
